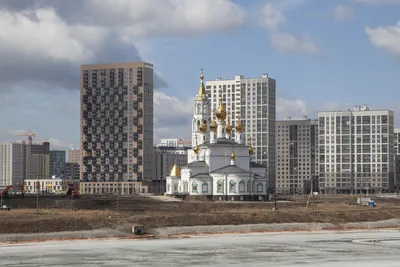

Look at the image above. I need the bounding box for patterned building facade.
[80,62,153,193]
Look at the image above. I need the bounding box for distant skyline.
[0,0,399,149]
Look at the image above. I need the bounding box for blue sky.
[0,0,399,149]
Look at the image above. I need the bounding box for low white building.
[24,179,79,194]
[166,71,268,201]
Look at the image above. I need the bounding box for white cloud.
[365,21,400,56]
[260,3,287,30]
[269,32,319,54]
[334,5,354,21]
[0,9,97,63]
[355,0,400,4]
[153,91,193,142]
[276,96,310,119]
[259,2,318,54]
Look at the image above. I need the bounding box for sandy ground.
[1,230,400,266]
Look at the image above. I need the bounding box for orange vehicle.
[65,184,80,199]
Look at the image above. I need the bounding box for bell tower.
[192,69,211,146]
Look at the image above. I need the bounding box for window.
[247,180,251,193]
[183,181,188,192]
[192,182,198,193]
[257,182,264,193]
[167,183,170,192]
[239,180,245,193]
[202,182,208,193]
[217,180,223,193]
[229,180,236,193]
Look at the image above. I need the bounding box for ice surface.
[1,230,400,266]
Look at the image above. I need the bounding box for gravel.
[155,219,400,237]
[0,229,126,244]
[2,219,400,244]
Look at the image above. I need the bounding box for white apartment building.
[276,118,318,194]
[318,105,395,194]
[0,143,25,186]
[394,128,400,155]
[205,73,276,192]
[0,142,50,186]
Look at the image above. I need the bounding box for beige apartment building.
[80,62,154,194]
[67,148,81,164]
[276,118,318,194]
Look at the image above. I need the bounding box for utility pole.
[36,176,39,214]
[116,184,119,212]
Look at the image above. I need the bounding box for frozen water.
[1,230,400,266]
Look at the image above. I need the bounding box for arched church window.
[239,180,245,193]
[184,181,188,192]
[229,180,236,193]
[192,182,198,193]
[197,104,201,114]
[217,180,224,193]
[202,182,208,193]
[257,182,263,193]
[247,180,251,193]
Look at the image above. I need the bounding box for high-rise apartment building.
[67,149,81,164]
[318,105,394,194]
[394,128,400,186]
[205,74,276,192]
[276,118,318,194]
[50,150,66,178]
[0,142,50,186]
[394,128,400,155]
[80,62,153,194]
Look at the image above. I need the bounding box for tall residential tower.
[80,62,153,194]
[276,118,318,194]
[205,74,276,191]
[318,105,394,194]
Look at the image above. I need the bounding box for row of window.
[169,180,265,194]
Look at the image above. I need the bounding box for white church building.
[165,71,268,201]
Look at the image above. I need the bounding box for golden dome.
[210,116,217,132]
[235,115,244,133]
[170,163,181,177]
[199,119,207,134]
[193,145,200,154]
[216,92,227,121]
[196,70,207,101]
[231,151,236,160]
[249,145,254,155]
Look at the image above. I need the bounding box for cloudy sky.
[0,0,399,150]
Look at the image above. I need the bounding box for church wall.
[165,177,180,195]
[188,178,213,195]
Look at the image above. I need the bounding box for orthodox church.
[165,71,268,201]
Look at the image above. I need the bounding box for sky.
[0,0,399,150]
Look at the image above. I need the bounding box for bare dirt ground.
[1,194,400,235]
